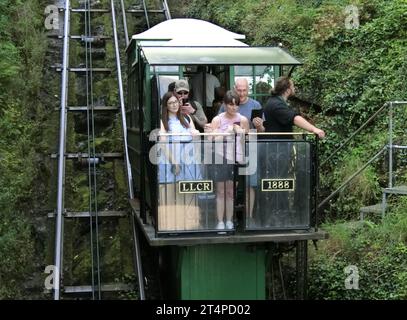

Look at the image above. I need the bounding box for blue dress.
[158,116,201,184]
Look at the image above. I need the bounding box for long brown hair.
[161,91,189,131]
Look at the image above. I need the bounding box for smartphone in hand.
[250,109,263,121]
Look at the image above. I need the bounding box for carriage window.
[255,66,274,90]
[234,66,252,76]
[234,65,276,104]
[158,75,179,98]
[152,66,179,73]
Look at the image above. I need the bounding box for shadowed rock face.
[79,47,106,59]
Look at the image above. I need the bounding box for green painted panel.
[144,67,152,131]
[178,244,265,300]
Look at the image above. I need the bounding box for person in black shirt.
[251,76,325,228]
[253,76,325,138]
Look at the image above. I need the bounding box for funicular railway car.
[126,19,327,299]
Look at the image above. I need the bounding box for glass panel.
[244,139,312,230]
[155,136,236,233]
[256,95,269,107]
[254,65,274,95]
[152,66,179,73]
[158,75,179,98]
[255,65,271,76]
[281,65,293,76]
[233,75,253,95]
[143,47,302,65]
[234,66,252,76]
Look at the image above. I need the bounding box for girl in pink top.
[205,90,249,230]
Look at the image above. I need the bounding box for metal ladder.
[52,0,140,300]
[122,0,171,38]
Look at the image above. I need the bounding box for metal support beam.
[64,283,133,293]
[162,0,172,20]
[296,240,308,300]
[54,0,70,301]
[51,152,123,159]
[388,102,393,188]
[48,211,127,218]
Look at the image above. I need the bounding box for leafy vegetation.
[0,0,49,298]
[187,0,407,216]
[309,197,407,299]
[187,0,407,299]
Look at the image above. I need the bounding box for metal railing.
[318,145,387,210]
[110,0,144,300]
[321,102,388,167]
[318,100,407,210]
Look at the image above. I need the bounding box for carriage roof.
[127,18,301,66]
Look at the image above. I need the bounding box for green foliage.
[309,204,407,299]
[0,0,48,298]
[187,0,407,300]
[0,42,20,87]
[320,145,382,219]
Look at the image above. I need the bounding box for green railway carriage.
[125,18,327,299]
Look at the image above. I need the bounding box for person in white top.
[174,79,208,131]
[159,92,199,182]
[190,67,221,108]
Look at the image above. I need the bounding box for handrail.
[54,0,70,301]
[388,101,407,188]
[120,0,129,46]
[111,0,145,300]
[142,0,150,29]
[391,101,407,105]
[321,102,388,167]
[318,145,387,210]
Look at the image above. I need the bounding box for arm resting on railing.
[294,115,325,139]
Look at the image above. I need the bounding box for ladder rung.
[70,9,110,13]
[51,152,123,159]
[55,67,112,73]
[70,35,111,40]
[126,9,165,13]
[383,185,407,195]
[48,211,127,218]
[63,283,133,294]
[48,35,111,40]
[47,34,62,39]
[60,106,119,111]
